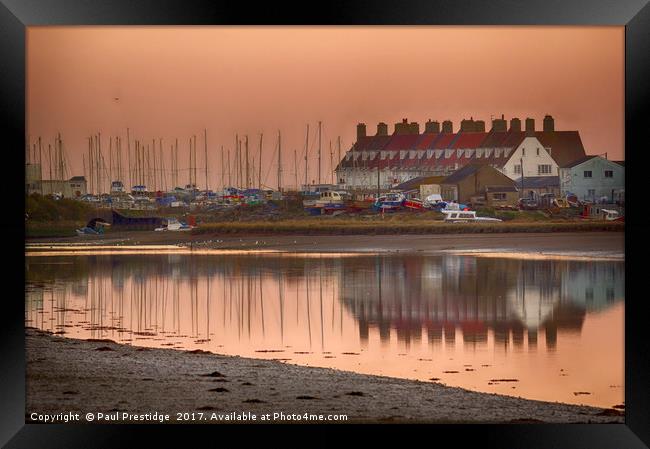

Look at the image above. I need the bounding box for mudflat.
[26,329,624,424]
[26,231,624,258]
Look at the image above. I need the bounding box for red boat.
[404,198,425,210]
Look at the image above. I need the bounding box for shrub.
[496,211,518,221]
[26,194,95,222]
[476,207,497,217]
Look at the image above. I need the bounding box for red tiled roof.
[352,136,375,152]
[480,130,509,148]
[367,135,393,152]
[340,129,587,175]
[502,131,526,148]
[415,133,439,150]
[385,134,420,151]
[451,132,488,149]
[432,133,456,149]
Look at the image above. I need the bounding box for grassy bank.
[193,219,624,236]
[26,221,84,238]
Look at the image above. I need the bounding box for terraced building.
[335,115,587,190]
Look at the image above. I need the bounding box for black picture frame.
[2,0,648,447]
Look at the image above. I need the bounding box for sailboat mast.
[234,134,239,189]
[277,130,282,192]
[126,128,131,189]
[227,147,231,188]
[304,124,309,189]
[221,144,225,192]
[294,149,298,190]
[97,133,102,194]
[318,121,322,185]
[329,139,333,184]
[245,135,250,189]
[337,136,341,185]
[109,136,113,185]
[159,138,165,191]
[258,134,263,190]
[204,129,208,192]
[152,138,157,191]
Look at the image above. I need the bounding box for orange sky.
[27,26,624,187]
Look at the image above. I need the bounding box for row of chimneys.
[357,115,555,139]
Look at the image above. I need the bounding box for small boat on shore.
[154,218,192,231]
[442,210,502,223]
[404,198,425,211]
[372,192,405,212]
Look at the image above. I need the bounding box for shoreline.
[26,232,624,260]
[26,329,624,423]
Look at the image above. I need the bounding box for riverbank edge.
[191,221,624,236]
[25,328,624,424]
[26,220,624,239]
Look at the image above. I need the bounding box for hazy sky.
[27,26,624,188]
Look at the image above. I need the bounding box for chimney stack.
[376,122,388,136]
[525,117,535,135]
[409,121,420,135]
[394,118,408,135]
[543,114,555,132]
[509,117,521,132]
[424,119,440,134]
[460,118,476,132]
[491,115,507,132]
[357,123,367,140]
[441,120,453,134]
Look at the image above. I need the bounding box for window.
[521,148,525,156]
[538,164,552,175]
[536,148,540,156]
[605,170,613,178]
[514,164,522,174]
[587,189,596,198]
[584,170,592,178]
[492,193,506,200]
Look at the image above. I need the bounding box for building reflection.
[338,255,623,350]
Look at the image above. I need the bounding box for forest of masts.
[26,122,345,195]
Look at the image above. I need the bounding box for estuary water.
[25,252,624,408]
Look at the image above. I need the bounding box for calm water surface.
[25,253,624,408]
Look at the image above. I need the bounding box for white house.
[559,156,624,202]
[499,137,558,180]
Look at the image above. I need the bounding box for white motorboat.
[442,210,502,223]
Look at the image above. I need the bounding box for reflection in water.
[25,254,624,408]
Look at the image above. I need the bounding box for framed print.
[2,0,649,447]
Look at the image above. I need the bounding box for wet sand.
[27,232,624,258]
[26,329,624,423]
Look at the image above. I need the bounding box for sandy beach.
[25,329,624,424]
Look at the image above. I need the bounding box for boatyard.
[25,115,624,239]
